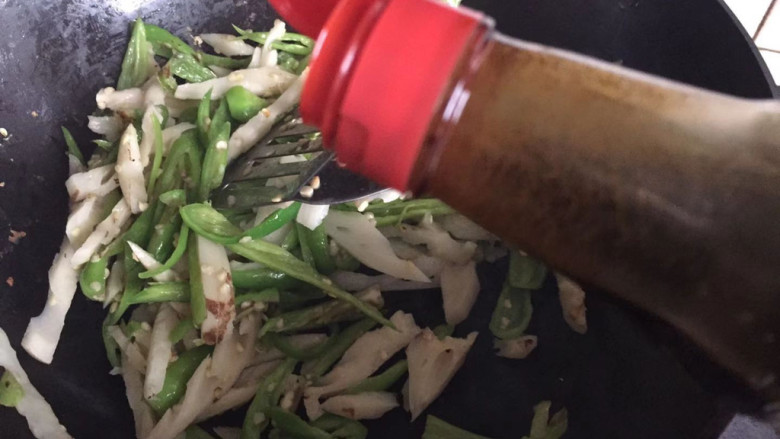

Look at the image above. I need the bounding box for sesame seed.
[356,200,369,212]
[241,301,252,309]
[271,195,283,203]
[227,195,236,207]
[141,322,152,331]
[239,236,252,244]
[90,281,103,292]
[0,128,7,137]
[310,176,321,189]
[261,108,271,118]
[216,140,228,150]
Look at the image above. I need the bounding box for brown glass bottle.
[410,35,780,401]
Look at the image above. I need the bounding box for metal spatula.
[211,110,383,209]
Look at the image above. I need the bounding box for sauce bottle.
[271,0,780,401]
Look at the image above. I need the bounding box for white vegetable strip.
[209,65,232,77]
[197,236,236,344]
[494,335,538,359]
[0,327,72,439]
[556,274,588,334]
[65,196,103,247]
[122,353,156,439]
[70,199,131,267]
[321,392,399,420]
[323,210,429,282]
[296,204,330,231]
[128,241,179,282]
[139,105,164,167]
[162,123,196,155]
[68,154,85,176]
[21,239,79,364]
[144,79,166,107]
[307,311,420,398]
[440,261,480,325]
[330,271,440,292]
[398,214,476,265]
[405,329,478,420]
[147,315,259,439]
[195,361,282,422]
[259,20,286,68]
[144,304,180,399]
[65,164,119,202]
[439,214,498,242]
[247,47,263,69]
[199,33,255,56]
[107,326,147,374]
[174,66,296,101]
[116,124,148,214]
[87,114,124,141]
[96,87,145,112]
[227,69,307,162]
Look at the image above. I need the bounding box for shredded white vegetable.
[144,304,180,399]
[259,20,286,68]
[323,210,430,282]
[197,236,236,344]
[87,114,124,141]
[227,69,307,162]
[556,274,588,334]
[0,327,72,439]
[65,164,119,202]
[21,240,79,364]
[330,271,440,292]
[494,335,538,359]
[440,261,480,325]
[122,352,156,439]
[174,66,296,101]
[116,124,148,214]
[128,241,179,282]
[321,392,399,420]
[65,196,104,247]
[296,203,330,230]
[139,105,164,167]
[70,198,131,267]
[199,33,255,56]
[96,87,145,112]
[405,329,477,420]
[398,214,476,265]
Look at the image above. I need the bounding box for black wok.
[0,0,777,438]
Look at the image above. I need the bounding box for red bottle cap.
[272,0,485,190]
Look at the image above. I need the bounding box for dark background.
[0,0,776,437]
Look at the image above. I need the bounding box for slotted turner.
[212,109,383,209]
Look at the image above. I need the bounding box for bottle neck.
[407,25,495,195]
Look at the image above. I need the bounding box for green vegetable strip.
[265,332,329,361]
[489,283,533,341]
[79,255,110,301]
[196,52,251,69]
[198,121,231,202]
[170,53,217,83]
[422,416,493,439]
[159,189,187,206]
[155,130,202,200]
[305,318,376,379]
[169,317,194,344]
[93,139,114,151]
[281,225,299,251]
[235,288,280,305]
[158,63,178,95]
[61,126,85,165]
[139,223,189,279]
[196,90,213,148]
[209,99,229,142]
[296,223,316,268]
[277,51,300,73]
[102,315,121,368]
[269,407,333,439]
[259,296,370,337]
[298,224,336,275]
[179,203,385,323]
[144,24,195,57]
[242,203,301,242]
[310,414,368,439]
[146,115,165,196]
[232,26,315,55]
[232,267,303,290]
[241,357,298,439]
[188,233,206,326]
[147,345,213,414]
[225,86,268,122]
[184,426,214,439]
[508,251,547,290]
[0,371,24,408]
[147,203,182,263]
[432,324,455,340]
[118,18,152,90]
[346,359,408,394]
[129,282,189,304]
